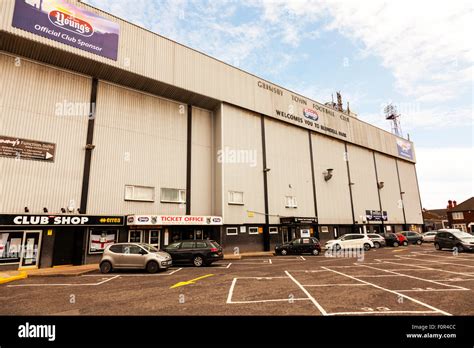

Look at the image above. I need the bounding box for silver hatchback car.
[100,243,172,274]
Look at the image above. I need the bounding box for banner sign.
[89,229,118,254]
[365,210,388,222]
[127,215,223,226]
[12,0,120,60]
[396,138,414,160]
[0,215,124,227]
[0,135,55,162]
[280,217,318,224]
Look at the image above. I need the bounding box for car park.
[325,234,374,251]
[422,231,438,242]
[434,229,474,252]
[395,233,409,246]
[366,233,386,248]
[399,231,423,245]
[100,243,172,274]
[383,233,400,247]
[275,237,321,255]
[163,240,223,267]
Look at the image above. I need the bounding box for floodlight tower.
[384,103,403,137]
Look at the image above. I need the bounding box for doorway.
[52,228,85,266]
[282,227,290,243]
[149,229,161,248]
[19,231,42,269]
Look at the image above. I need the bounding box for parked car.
[275,237,321,256]
[367,234,386,248]
[434,230,474,252]
[399,231,423,245]
[163,240,223,267]
[422,231,438,243]
[325,234,374,251]
[383,233,400,247]
[395,233,409,246]
[100,243,172,274]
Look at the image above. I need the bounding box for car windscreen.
[139,244,159,252]
[210,241,221,248]
[451,231,474,239]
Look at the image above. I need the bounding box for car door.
[301,238,311,253]
[164,242,181,261]
[290,239,301,254]
[121,244,146,268]
[352,235,364,248]
[178,241,196,262]
[446,233,456,249]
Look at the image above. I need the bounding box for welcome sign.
[12,0,119,60]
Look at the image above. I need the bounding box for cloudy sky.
[85,0,473,209]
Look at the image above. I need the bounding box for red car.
[395,233,409,246]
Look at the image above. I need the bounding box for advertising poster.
[12,0,120,60]
[396,138,414,160]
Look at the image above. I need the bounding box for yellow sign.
[170,274,214,289]
[47,229,53,236]
[258,227,263,234]
[247,211,254,218]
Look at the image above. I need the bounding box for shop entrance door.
[194,229,204,240]
[149,230,161,249]
[53,228,84,266]
[282,227,290,243]
[19,231,42,269]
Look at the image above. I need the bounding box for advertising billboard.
[12,0,120,60]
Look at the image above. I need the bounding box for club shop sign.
[0,215,124,227]
[12,0,120,60]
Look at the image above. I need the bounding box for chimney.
[453,200,457,207]
[447,200,453,209]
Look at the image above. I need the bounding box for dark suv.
[163,240,223,267]
[275,237,321,256]
[434,230,474,252]
[399,231,423,245]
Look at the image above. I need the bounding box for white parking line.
[300,256,306,261]
[7,275,120,287]
[327,310,438,316]
[229,298,311,304]
[233,276,288,279]
[321,267,452,316]
[358,264,468,290]
[397,256,474,268]
[411,252,474,261]
[268,258,272,264]
[395,288,468,292]
[374,259,474,277]
[302,283,369,287]
[285,271,328,315]
[226,263,232,269]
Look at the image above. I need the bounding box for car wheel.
[416,239,422,245]
[403,241,408,246]
[393,242,399,247]
[312,249,320,256]
[434,242,441,250]
[193,255,204,267]
[373,242,381,249]
[280,249,288,256]
[100,261,112,274]
[363,243,371,251]
[146,261,159,273]
[455,244,464,253]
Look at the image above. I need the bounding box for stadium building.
[0,0,423,269]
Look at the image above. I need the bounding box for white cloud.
[416,147,474,208]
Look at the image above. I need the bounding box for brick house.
[447,198,474,233]
[422,209,448,231]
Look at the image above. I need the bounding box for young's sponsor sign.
[12,0,120,60]
[396,138,414,160]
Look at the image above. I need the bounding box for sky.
[85,0,473,209]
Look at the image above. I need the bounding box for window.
[166,242,181,249]
[149,230,160,247]
[128,230,143,243]
[125,245,143,254]
[109,245,123,253]
[269,227,278,234]
[353,235,364,239]
[285,196,297,208]
[453,224,467,232]
[302,238,311,244]
[228,191,244,205]
[293,239,301,244]
[249,227,259,235]
[195,242,207,248]
[124,185,154,202]
[320,226,329,233]
[181,241,195,249]
[161,188,186,203]
[452,212,464,220]
[226,227,238,235]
